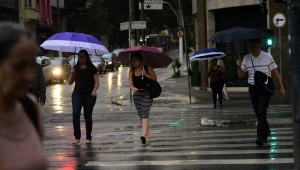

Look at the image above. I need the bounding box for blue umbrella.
[190,48,226,61]
[40,32,109,55]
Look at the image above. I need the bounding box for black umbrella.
[208,27,266,44]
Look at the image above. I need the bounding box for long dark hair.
[74,49,96,74]
[130,53,143,70]
[0,22,33,65]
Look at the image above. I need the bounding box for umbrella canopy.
[117,46,173,68]
[208,27,266,44]
[190,48,226,61]
[40,32,109,55]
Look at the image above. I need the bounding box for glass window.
[90,57,100,62]
[102,54,112,60]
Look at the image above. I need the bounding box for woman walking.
[129,53,157,144]
[207,58,226,108]
[0,22,47,169]
[68,49,99,144]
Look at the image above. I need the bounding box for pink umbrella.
[117,46,173,68]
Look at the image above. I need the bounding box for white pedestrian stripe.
[85,127,294,168]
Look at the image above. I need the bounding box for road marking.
[85,158,294,166]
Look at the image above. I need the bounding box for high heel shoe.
[140,136,146,144]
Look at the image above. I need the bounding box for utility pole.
[178,0,183,76]
[129,0,136,47]
[259,0,268,51]
[287,0,300,168]
[141,0,145,46]
[57,0,62,58]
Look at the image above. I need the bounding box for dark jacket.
[31,63,46,104]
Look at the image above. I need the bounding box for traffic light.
[265,29,274,48]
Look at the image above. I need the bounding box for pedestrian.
[217,58,229,100]
[207,58,226,108]
[0,22,47,169]
[236,39,285,145]
[68,49,99,144]
[30,62,46,106]
[129,53,157,144]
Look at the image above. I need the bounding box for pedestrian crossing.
[84,127,294,170]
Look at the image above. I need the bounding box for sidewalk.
[111,48,293,127]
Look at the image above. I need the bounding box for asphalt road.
[40,50,294,170]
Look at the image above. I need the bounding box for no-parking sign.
[177,30,184,38]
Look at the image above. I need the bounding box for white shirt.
[217,59,225,70]
[241,51,277,85]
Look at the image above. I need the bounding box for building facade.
[193,0,289,91]
[0,0,19,22]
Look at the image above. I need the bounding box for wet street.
[41,51,294,170]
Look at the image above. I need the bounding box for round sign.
[177,30,184,38]
[273,13,286,28]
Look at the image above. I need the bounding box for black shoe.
[256,135,267,145]
[266,130,271,137]
[141,136,146,144]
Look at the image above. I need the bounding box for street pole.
[279,27,282,78]
[178,0,183,76]
[129,0,132,104]
[57,0,62,58]
[287,0,300,168]
[129,0,136,47]
[141,0,145,46]
[183,27,191,104]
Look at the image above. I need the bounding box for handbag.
[144,65,162,98]
[250,58,274,96]
[217,66,228,83]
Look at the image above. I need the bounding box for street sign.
[131,21,146,29]
[120,22,129,31]
[273,13,286,28]
[177,30,184,38]
[139,0,163,10]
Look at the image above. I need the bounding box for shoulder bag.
[250,58,274,96]
[218,66,228,83]
[145,65,162,98]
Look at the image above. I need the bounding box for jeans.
[249,85,270,138]
[72,91,97,140]
[210,82,224,105]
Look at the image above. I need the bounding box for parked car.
[69,57,78,68]
[102,53,118,71]
[50,58,71,83]
[90,56,106,74]
[36,56,53,84]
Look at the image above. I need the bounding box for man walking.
[217,58,229,100]
[236,39,285,145]
[30,62,46,106]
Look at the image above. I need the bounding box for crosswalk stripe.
[85,158,294,166]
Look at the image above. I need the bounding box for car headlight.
[53,68,61,75]
[95,65,99,68]
[105,63,107,65]
[108,61,112,65]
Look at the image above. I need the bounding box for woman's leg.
[141,118,150,140]
[72,92,83,140]
[218,82,224,105]
[82,95,97,140]
[210,82,217,105]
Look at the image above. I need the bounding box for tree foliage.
[64,0,113,42]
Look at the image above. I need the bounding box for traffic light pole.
[287,0,300,169]
[279,27,282,78]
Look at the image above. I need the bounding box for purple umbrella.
[40,32,109,55]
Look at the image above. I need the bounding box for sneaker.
[72,139,80,144]
[86,139,92,144]
[255,135,267,145]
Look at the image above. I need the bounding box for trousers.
[249,85,270,138]
[72,91,97,140]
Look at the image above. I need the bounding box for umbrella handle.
[141,65,144,79]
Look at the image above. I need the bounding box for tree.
[64,0,113,42]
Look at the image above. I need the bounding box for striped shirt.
[241,51,277,85]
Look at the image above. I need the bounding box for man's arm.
[236,59,246,79]
[272,68,285,99]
